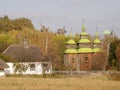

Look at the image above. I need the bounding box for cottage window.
[42,63,48,69]
[30,64,35,71]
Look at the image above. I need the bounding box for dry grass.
[0,75,120,90]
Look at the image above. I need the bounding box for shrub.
[109,72,120,81]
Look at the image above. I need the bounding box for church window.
[71,58,75,63]
[84,56,88,62]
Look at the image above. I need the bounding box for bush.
[109,72,120,81]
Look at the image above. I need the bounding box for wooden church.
[64,24,103,71]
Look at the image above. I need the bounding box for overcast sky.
[0,0,120,36]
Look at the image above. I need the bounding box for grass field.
[0,75,120,90]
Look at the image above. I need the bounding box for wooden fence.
[52,71,120,76]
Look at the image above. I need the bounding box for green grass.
[0,75,120,90]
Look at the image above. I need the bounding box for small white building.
[3,40,52,75]
[0,58,9,76]
[5,62,52,75]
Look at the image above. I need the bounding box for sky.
[0,0,120,36]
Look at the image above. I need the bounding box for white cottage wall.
[0,71,5,76]
[4,63,14,74]
[25,62,43,74]
[4,62,51,75]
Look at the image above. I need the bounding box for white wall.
[4,62,52,75]
[25,62,43,74]
[4,63,14,74]
[0,71,5,76]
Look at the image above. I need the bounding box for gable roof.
[3,44,48,62]
[0,58,9,68]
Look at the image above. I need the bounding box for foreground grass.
[0,76,120,90]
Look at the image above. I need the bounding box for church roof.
[66,33,76,45]
[64,23,103,54]
[93,39,101,44]
[80,24,88,35]
[78,38,91,43]
[64,49,77,54]
[80,31,88,35]
[66,39,76,45]
[3,44,47,62]
[93,32,101,44]
[78,48,93,53]
[93,48,102,52]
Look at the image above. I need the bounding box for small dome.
[93,39,101,44]
[78,39,91,43]
[64,49,77,54]
[80,31,88,35]
[66,39,76,45]
[104,29,111,35]
[80,24,88,35]
[78,48,93,53]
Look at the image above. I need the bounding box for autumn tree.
[0,15,34,32]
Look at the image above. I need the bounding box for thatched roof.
[3,44,48,62]
[0,58,9,68]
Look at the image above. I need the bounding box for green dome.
[78,48,93,53]
[93,48,101,52]
[64,49,77,54]
[104,30,111,35]
[80,31,87,35]
[93,39,101,44]
[66,39,76,45]
[78,39,91,43]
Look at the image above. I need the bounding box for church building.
[64,24,103,71]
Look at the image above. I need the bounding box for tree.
[108,36,120,70]
[0,33,11,53]
[0,16,35,32]
[13,18,34,30]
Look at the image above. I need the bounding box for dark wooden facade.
[64,54,78,70]
[79,53,93,71]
